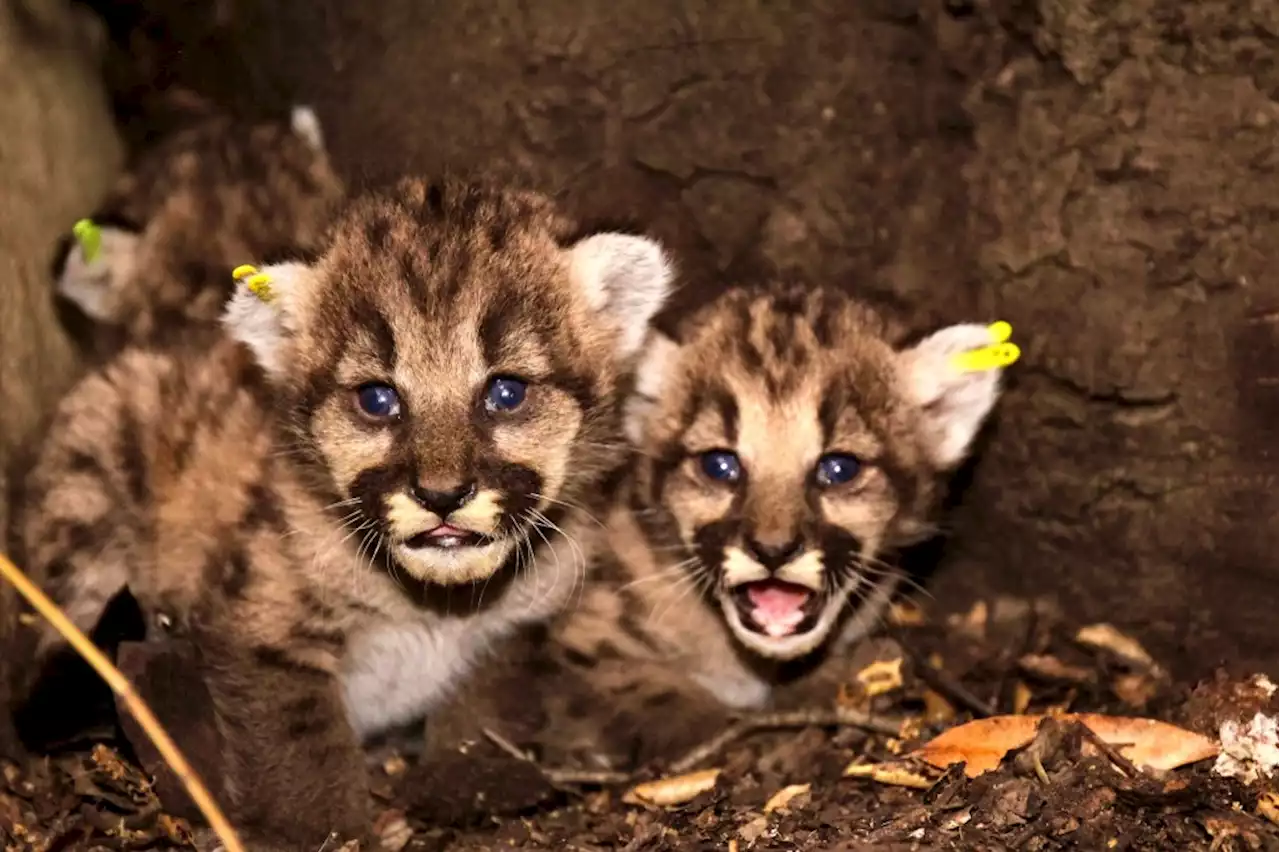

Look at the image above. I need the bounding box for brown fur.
[539,281,1007,762]
[9,177,673,849]
[52,109,344,357]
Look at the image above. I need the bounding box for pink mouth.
[733,579,819,638]
[404,524,488,550]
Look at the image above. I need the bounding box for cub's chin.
[392,537,515,585]
[717,584,847,662]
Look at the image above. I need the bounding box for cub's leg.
[6,394,143,744]
[199,635,372,851]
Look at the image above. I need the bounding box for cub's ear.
[899,323,1010,470]
[622,330,681,444]
[567,232,675,360]
[221,261,313,377]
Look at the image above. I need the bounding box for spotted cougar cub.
[51,106,342,355]
[550,281,1009,751]
[9,177,673,849]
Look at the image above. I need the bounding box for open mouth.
[731,579,822,638]
[403,524,491,550]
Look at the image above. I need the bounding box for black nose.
[410,481,476,517]
[745,536,804,570]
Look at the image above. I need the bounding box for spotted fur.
[51,106,343,357]
[9,177,674,849]
[551,281,1008,736]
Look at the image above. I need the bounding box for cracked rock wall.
[80,0,1280,676]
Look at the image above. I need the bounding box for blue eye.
[815,453,862,487]
[355,383,401,419]
[485,377,527,412]
[699,450,742,484]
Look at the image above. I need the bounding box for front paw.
[194,644,373,850]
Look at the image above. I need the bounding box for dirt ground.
[3,598,1278,851]
[0,0,1277,849]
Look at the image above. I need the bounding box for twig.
[481,726,533,763]
[543,767,632,786]
[0,551,245,852]
[1072,721,1142,778]
[481,727,630,788]
[669,706,902,775]
[901,644,996,718]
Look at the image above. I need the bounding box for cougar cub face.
[225,176,673,586]
[626,284,1006,661]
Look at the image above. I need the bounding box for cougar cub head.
[224,177,674,586]
[52,107,341,345]
[626,283,1007,661]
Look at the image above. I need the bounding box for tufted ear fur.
[622,330,681,444]
[567,233,675,360]
[55,226,140,323]
[221,262,313,378]
[290,104,325,153]
[899,323,1008,470]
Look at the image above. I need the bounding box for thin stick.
[1073,721,1141,778]
[481,727,631,788]
[669,707,902,775]
[896,640,996,718]
[0,552,245,852]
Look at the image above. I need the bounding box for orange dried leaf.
[856,658,904,697]
[763,783,811,814]
[888,600,927,626]
[1012,681,1033,715]
[843,761,935,789]
[913,713,1219,779]
[623,769,721,807]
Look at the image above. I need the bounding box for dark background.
[3,0,1277,683]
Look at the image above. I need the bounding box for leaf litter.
[3,599,1277,852]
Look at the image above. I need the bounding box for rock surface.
[0,0,123,754]
[16,0,1280,680]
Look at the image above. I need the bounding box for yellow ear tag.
[950,321,1021,372]
[986,320,1012,344]
[245,273,275,303]
[72,218,102,263]
[232,264,275,303]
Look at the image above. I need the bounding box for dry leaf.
[1018,654,1094,683]
[1112,673,1158,708]
[763,783,811,814]
[912,713,1219,779]
[374,809,411,851]
[1257,791,1278,825]
[1012,681,1033,715]
[1213,713,1279,784]
[1075,624,1162,674]
[843,762,935,789]
[948,601,988,638]
[856,658,904,697]
[924,688,956,723]
[888,600,926,626]
[623,769,721,807]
